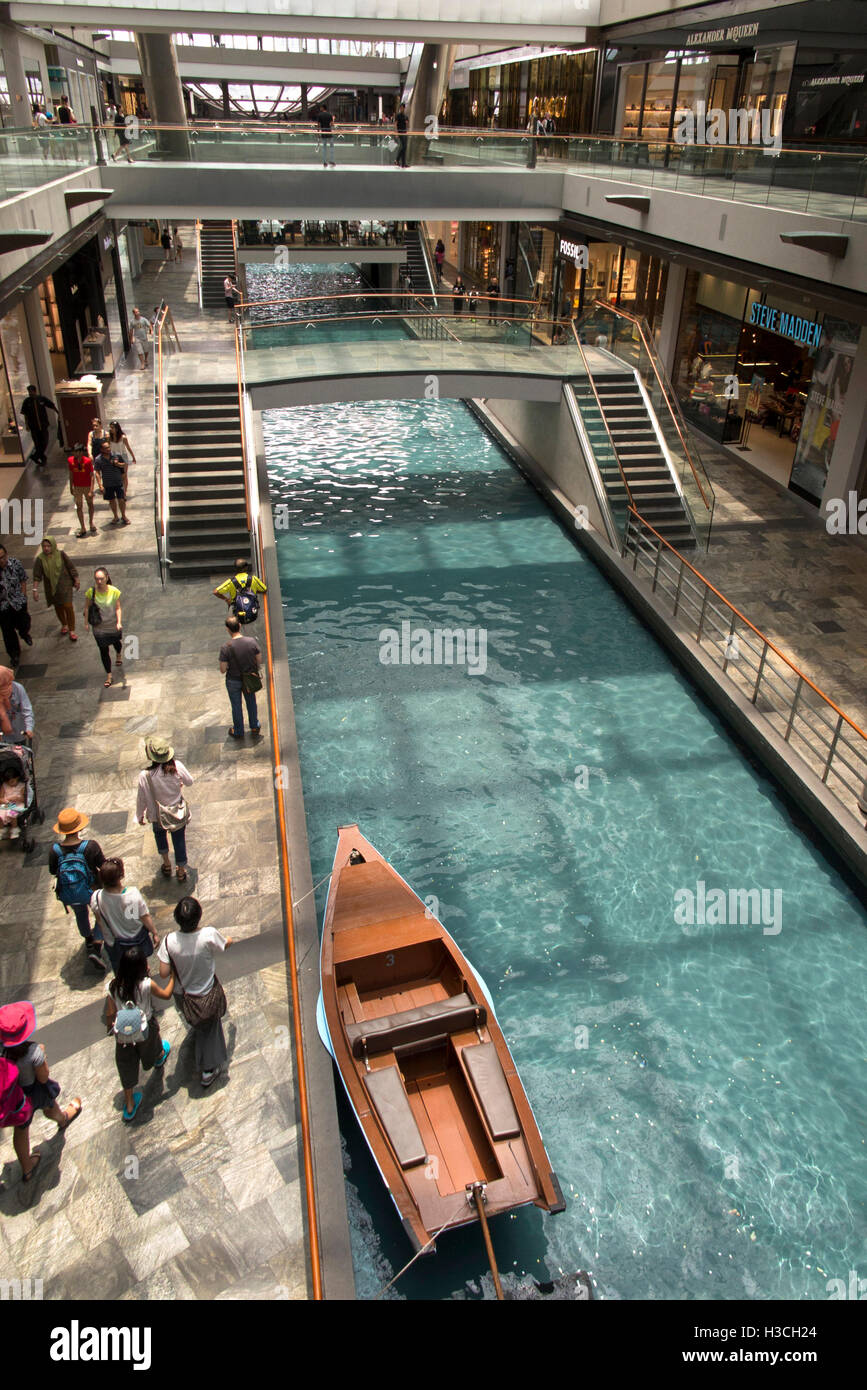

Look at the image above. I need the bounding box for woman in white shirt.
[135,736,193,882]
[104,945,174,1122]
[158,896,234,1086]
[91,857,159,974]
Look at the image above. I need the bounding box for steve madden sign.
[685,23,759,46]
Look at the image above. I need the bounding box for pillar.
[655,261,687,380]
[22,290,55,396]
[407,43,457,164]
[221,81,230,119]
[134,33,191,160]
[821,324,867,513]
[0,22,33,121]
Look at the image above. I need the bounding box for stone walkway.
[0,255,306,1300]
[1,245,864,1302]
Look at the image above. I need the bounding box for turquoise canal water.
[253,265,867,1301]
[245,262,409,350]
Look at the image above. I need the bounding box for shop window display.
[790,316,860,504]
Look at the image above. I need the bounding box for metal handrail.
[568,320,636,515]
[47,123,867,161]
[622,510,867,816]
[237,290,539,311]
[233,300,324,1300]
[153,305,170,587]
[593,300,714,514]
[195,218,203,311]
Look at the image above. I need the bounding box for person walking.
[0,1003,82,1155]
[67,443,97,536]
[0,545,33,669]
[20,385,58,469]
[212,559,267,623]
[220,616,263,740]
[0,666,34,742]
[55,95,75,126]
[94,438,129,525]
[0,1053,39,1182]
[315,104,336,166]
[452,276,466,315]
[86,416,105,460]
[114,106,133,163]
[224,274,241,324]
[136,736,193,883]
[33,536,79,642]
[158,896,233,1088]
[103,947,173,1122]
[49,807,106,973]
[107,421,136,497]
[91,858,159,974]
[394,102,409,168]
[486,274,500,320]
[160,227,172,262]
[174,228,183,264]
[434,238,445,285]
[129,309,150,369]
[83,567,123,687]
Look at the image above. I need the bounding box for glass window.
[0,304,35,463]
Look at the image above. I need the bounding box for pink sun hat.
[0,1001,37,1047]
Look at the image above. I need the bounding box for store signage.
[559,237,588,267]
[806,75,865,87]
[748,300,822,351]
[685,23,759,46]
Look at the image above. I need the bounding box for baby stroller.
[0,739,43,854]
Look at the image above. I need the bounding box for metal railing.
[152,300,182,587]
[623,510,867,822]
[4,122,867,222]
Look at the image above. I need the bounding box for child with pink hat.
[0,1001,81,1183]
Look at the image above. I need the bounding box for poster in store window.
[789,316,860,503]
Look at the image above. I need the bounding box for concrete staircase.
[404,224,436,297]
[164,382,250,578]
[199,220,237,310]
[589,372,696,550]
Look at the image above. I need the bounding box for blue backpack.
[54,841,94,906]
[232,574,259,625]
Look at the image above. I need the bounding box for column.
[655,262,687,380]
[0,22,32,121]
[21,290,55,397]
[221,81,230,119]
[134,33,191,160]
[407,44,457,163]
[821,325,867,513]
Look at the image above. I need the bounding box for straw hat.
[0,1001,37,1047]
[144,737,174,764]
[52,807,89,836]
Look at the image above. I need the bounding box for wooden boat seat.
[363,1066,427,1170]
[461,1042,521,1141]
[346,992,486,1059]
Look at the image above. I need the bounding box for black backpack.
[232,574,259,625]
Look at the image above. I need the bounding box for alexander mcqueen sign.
[685,22,759,46]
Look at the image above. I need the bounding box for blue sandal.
[122,1090,143,1123]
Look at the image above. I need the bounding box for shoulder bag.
[166,938,226,1025]
[149,769,191,831]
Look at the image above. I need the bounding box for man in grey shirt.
[219,616,262,740]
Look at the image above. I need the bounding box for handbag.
[241,669,262,694]
[166,938,226,1024]
[149,770,191,831]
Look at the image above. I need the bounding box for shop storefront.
[50,236,119,379]
[599,1,867,147]
[445,47,597,134]
[552,225,669,336]
[0,304,36,465]
[673,269,860,496]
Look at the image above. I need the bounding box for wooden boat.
[317,824,566,1253]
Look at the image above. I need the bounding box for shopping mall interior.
[0,0,865,1325]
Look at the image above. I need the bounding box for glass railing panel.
[0,127,96,200]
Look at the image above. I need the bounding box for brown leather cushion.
[345,992,485,1059]
[462,1042,521,1140]
[364,1066,426,1169]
